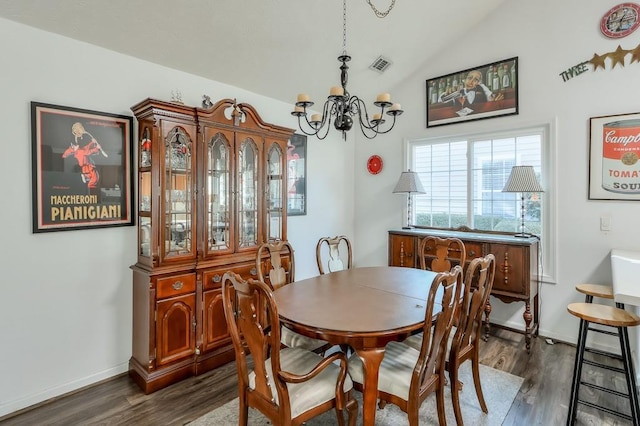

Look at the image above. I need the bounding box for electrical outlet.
[600,215,611,231]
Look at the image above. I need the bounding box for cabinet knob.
[469,250,476,257]
[195,347,201,355]
[250,267,257,276]
[172,281,184,290]
[212,274,222,283]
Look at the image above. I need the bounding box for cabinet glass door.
[139,125,153,260]
[266,142,284,241]
[237,137,258,249]
[163,127,194,259]
[206,132,231,253]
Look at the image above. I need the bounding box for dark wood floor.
[0,327,633,425]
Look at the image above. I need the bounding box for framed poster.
[31,102,134,232]
[426,57,518,128]
[589,112,640,200]
[287,133,306,216]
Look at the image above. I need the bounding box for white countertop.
[611,249,640,306]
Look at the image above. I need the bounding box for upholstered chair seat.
[249,346,354,418]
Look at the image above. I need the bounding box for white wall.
[354,0,640,347]
[0,18,354,417]
[4,0,640,417]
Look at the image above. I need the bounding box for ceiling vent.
[369,56,392,73]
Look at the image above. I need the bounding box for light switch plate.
[600,215,611,231]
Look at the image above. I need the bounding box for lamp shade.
[502,166,544,193]
[393,171,426,194]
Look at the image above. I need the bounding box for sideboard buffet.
[129,98,294,393]
[388,227,540,352]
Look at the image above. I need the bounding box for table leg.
[354,347,385,426]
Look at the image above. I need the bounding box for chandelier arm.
[312,100,334,140]
[357,116,398,138]
[349,97,382,131]
[369,115,398,135]
[295,117,318,137]
[296,100,328,138]
[349,96,399,137]
[356,121,382,139]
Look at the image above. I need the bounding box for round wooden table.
[273,266,439,426]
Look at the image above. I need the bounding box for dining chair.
[256,241,331,353]
[406,236,467,353]
[256,240,296,291]
[419,236,467,273]
[316,235,353,275]
[447,254,496,426]
[347,265,463,426]
[221,272,358,426]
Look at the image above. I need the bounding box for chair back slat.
[316,236,353,275]
[415,265,463,391]
[454,254,496,350]
[419,236,467,273]
[257,241,295,290]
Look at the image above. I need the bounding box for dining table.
[273,266,439,426]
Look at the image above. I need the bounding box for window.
[407,124,555,283]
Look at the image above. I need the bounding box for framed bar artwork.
[589,112,640,200]
[287,133,307,216]
[426,57,519,128]
[31,102,134,232]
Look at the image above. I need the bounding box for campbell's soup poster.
[31,102,134,232]
[602,119,640,193]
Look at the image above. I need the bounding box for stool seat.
[575,284,614,300]
[567,303,640,327]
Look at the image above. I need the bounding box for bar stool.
[575,283,625,361]
[566,302,640,425]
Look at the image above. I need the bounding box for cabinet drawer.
[157,273,196,299]
[203,263,259,290]
[463,242,483,259]
[389,234,416,267]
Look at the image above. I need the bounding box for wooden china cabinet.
[129,98,293,393]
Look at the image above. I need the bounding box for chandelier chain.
[366,0,396,18]
[342,0,347,56]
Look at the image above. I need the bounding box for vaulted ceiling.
[0,0,508,105]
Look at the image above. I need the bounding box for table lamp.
[502,165,543,237]
[393,170,425,229]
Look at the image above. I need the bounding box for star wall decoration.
[560,42,640,82]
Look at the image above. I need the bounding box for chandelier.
[291,0,403,140]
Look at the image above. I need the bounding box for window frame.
[404,122,556,284]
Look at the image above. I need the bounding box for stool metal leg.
[567,318,589,425]
[619,326,640,425]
